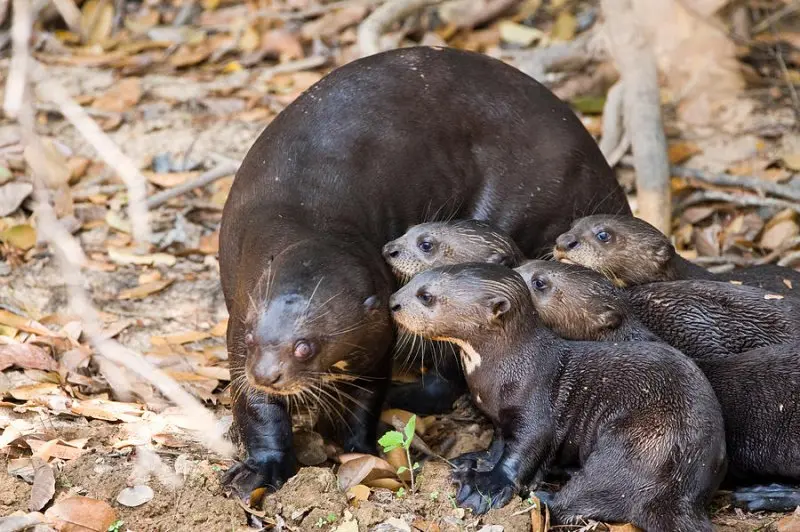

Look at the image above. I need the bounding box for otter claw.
[221,453,296,502]
[454,470,516,515]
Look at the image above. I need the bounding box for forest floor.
[1,0,800,531]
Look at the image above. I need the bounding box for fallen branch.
[2,0,32,119]
[259,55,330,81]
[358,0,444,57]
[31,62,151,245]
[599,80,625,160]
[601,0,671,235]
[8,1,233,458]
[146,163,239,210]
[671,165,800,203]
[454,0,521,30]
[677,189,800,215]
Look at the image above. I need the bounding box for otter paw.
[454,470,516,515]
[222,451,297,501]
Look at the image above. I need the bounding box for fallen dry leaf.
[80,0,114,44]
[380,409,426,436]
[332,520,359,532]
[29,460,56,511]
[499,21,543,46]
[668,141,701,164]
[608,524,643,532]
[346,484,371,502]
[363,477,403,490]
[760,209,798,251]
[195,366,230,381]
[151,330,210,346]
[209,319,228,337]
[24,139,70,189]
[144,171,200,188]
[108,247,177,266]
[783,153,800,172]
[0,223,37,250]
[116,485,154,507]
[0,182,33,217]
[28,439,86,461]
[784,279,793,290]
[0,344,58,372]
[92,77,143,113]
[118,279,174,300]
[550,10,576,41]
[70,398,145,422]
[45,496,117,532]
[198,230,220,255]
[9,383,62,401]
[765,294,785,300]
[337,454,396,491]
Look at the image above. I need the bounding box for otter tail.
[732,483,800,512]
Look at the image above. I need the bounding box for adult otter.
[554,214,800,294]
[514,260,800,512]
[389,263,726,529]
[219,46,630,497]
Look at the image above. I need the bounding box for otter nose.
[382,243,400,259]
[249,356,286,388]
[389,295,401,313]
[555,233,579,252]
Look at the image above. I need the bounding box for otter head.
[515,260,626,341]
[382,220,524,282]
[552,215,675,287]
[240,241,389,395]
[388,262,532,355]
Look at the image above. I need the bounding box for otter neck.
[663,255,716,282]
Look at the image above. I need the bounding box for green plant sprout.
[378,414,419,492]
[107,521,124,532]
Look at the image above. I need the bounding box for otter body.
[389,264,726,530]
[554,214,800,295]
[219,46,630,495]
[515,260,800,511]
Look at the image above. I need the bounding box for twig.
[599,80,625,160]
[751,0,800,35]
[772,43,800,123]
[256,0,384,21]
[50,0,82,34]
[146,163,238,210]
[8,1,233,458]
[671,165,800,203]
[677,189,800,215]
[259,55,330,81]
[357,0,445,57]
[454,0,521,29]
[31,62,151,245]
[3,0,32,119]
[601,0,671,235]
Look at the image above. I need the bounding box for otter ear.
[363,295,382,312]
[486,253,513,267]
[598,307,622,330]
[654,241,676,265]
[486,296,511,322]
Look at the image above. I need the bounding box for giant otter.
[218,46,630,496]
[514,260,800,512]
[389,263,726,530]
[554,214,800,294]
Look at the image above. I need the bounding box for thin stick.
[3,0,32,119]
[32,62,151,245]
[50,0,82,34]
[146,163,238,209]
[357,0,444,57]
[677,189,800,215]
[671,165,800,203]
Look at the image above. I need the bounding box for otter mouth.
[557,257,576,265]
[246,375,307,396]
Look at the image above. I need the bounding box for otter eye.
[293,340,314,360]
[418,240,434,253]
[596,230,611,243]
[532,278,548,291]
[416,291,435,306]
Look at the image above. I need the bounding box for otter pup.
[382,219,526,281]
[554,214,800,294]
[514,260,800,511]
[389,263,726,529]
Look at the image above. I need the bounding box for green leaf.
[412,462,420,470]
[378,430,404,452]
[403,415,416,449]
[396,466,408,474]
[397,487,406,498]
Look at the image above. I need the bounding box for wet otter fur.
[389,263,726,530]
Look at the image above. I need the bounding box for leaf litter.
[1,0,799,529]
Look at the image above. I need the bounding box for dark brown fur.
[513,261,800,511]
[554,214,800,295]
[389,263,726,530]
[219,47,630,496]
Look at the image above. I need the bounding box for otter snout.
[382,242,401,260]
[389,294,401,313]
[246,350,288,389]
[555,233,581,253]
